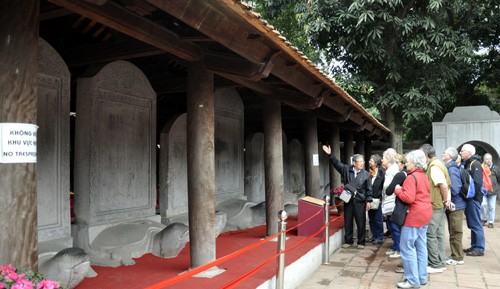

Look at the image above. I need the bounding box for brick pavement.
[297,206,500,289]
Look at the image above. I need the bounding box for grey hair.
[370,154,382,166]
[383,148,398,164]
[445,147,458,161]
[484,153,492,160]
[352,154,364,163]
[420,143,436,158]
[405,150,428,170]
[462,143,476,155]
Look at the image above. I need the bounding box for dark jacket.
[463,155,483,202]
[445,160,466,210]
[329,155,373,202]
[488,163,500,196]
[371,167,385,199]
[385,171,407,196]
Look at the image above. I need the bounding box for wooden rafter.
[49,0,202,61]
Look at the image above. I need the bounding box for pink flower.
[332,186,345,194]
[36,280,60,289]
[12,279,34,289]
[16,273,27,281]
[0,264,16,278]
[1,264,59,289]
[6,271,18,281]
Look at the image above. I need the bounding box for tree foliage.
[251,0,500,147]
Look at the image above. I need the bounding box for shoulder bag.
[339,173,359,203]
[381,194,395,216]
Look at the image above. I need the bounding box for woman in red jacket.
[394,150,432,289]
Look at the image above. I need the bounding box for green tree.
[252,0,499,151]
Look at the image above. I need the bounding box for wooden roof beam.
[273,88,323,110]
[322,93,352,115]
[217,73,273,95]
[322,92,372,131]
[153,76,237,95]
[147,0,389,136]
[204,52,273,81]
[40,7,74,21]
[314,107,353,123]
[48,0,202,61]
[147,0,334,100]
[60,39,165,66]
[217,74,322,109]
[271,56,324,99]
[147,0,274,64]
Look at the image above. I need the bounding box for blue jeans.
[368,206,384,240]
[481,194,497,224]
[400,225,428,287]
[390,221,401,251]
[464,199,485,252]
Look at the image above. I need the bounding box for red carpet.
[75,215,343,289]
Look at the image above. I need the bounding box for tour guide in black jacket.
[323,145,373,249]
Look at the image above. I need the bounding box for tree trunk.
[384,107,403,153]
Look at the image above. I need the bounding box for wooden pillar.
[329,126,343,214]
[0,1,39,270]
[355,135,365,156]
[303,113,320,198]
[364,139,373,160]
[344,132,354,162]
[187,60,216,268]
[329,126,341,190]
[263,98,284,236]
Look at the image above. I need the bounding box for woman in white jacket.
[382,148,400,257]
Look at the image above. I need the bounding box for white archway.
[433,106,500,163]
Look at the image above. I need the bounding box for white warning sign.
[0,123,39,163]
[313,153,319,166]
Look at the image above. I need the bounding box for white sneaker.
[389,251,401,259]
[446,259,464,265]
[427,266,444,274]
[397,279,414,289]
[385,249,396,255]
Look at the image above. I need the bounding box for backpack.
[459,167,475,199]
[467,160,492,196]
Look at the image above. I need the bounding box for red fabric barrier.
[143,209,343,289]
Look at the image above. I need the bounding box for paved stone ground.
[297,206,500,289]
